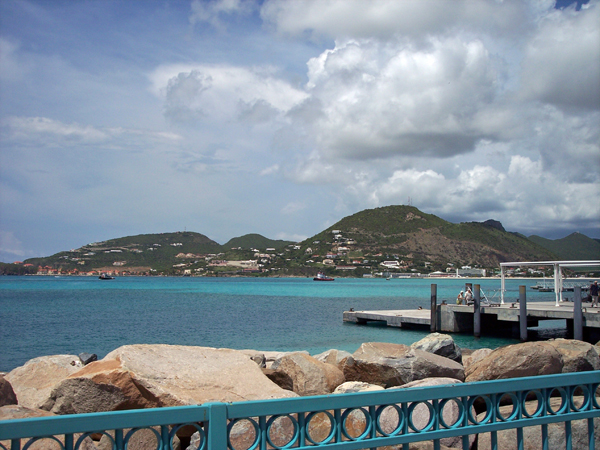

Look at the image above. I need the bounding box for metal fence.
[1,371,599,450]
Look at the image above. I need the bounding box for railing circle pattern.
[3,374,598,450]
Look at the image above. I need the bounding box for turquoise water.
[0,276,561,372]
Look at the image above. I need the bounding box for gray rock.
[78,353,98,365]
[546,338,600,373]
[465,341,564,382]
[462,348,492,370]
[410,333,462,363]
[41,377,128,415]
[271,353,345,396]
[342,342,464,387]
[0,375,17,406]
[313,349,353,369]
[5,355,82,409]
[261,368,294,391]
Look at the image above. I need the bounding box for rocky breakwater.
[1,337,599,450]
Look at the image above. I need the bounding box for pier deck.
[343,301,600,339]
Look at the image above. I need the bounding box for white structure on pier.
[500,260,600,306]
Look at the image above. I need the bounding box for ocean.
[0,276,566,372]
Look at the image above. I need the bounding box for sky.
[0,0,599,262]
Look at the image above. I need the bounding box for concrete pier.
[343,301,600,341]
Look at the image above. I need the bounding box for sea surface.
[0,276,567,372]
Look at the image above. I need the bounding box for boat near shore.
[99,273,114,280]
[313,272,334,281]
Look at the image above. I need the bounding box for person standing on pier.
[591,281,599,307]
[464,287,473,305]
[456,291,465,305]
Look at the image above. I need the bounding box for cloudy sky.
[0,0,599,262]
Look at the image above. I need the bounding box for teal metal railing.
[1,371,599,450]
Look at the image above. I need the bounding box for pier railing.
[1,371,598,450]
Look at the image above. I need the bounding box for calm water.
[0,276,563,372]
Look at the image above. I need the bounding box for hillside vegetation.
[223,234,293,250]
[10,205,595,277]
[294,206,556,269]
[528,232,600,260]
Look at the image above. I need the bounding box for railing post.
[474,284,481,338]
[430,284,437,332]
[519,286,527,341]
[207,403,228,450]
[573,286,583,341]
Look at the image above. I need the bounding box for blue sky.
[1,0,599,262]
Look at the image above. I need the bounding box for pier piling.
[574,286,583,340]
[474,284,481,338]
[519,285,527,341]
[430,284,437,332]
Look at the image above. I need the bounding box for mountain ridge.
[3,205,597,276]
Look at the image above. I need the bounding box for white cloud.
[1,117,182,148]
[261,0,528,42]
[150,64,309,124]
[190,0,255,31]
[295,36,500,160]
[520,3,600,110]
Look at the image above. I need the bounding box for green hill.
[528,232,600,260]
[295,205,556,268]
[24,232,221,273]
[223,234,294,250]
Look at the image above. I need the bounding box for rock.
[42,345,297,414]
[0,405,97,450]
[410,333,462,363]
[462,348,493,370]
[41,377,130,414]
[5,355,82,409]
[239,350,266,367]
[546,339,600,373]
[0,404,55,420]
[262,368,294,391]
[476,397,599,449]
[262,350,309,369]
[271,353,345,396]
[465,342,563,382]
[342,342,464,387]
[333,381,384,394]
[79,353,98,365]
[386,378,472,449]
[313,349,353,370]
[0,375,18,406]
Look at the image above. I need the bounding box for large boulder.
[0,375,17,406]
[546,339,600,373]
[410,333,462,363]
[313,349,353,370]
[262,350,309,369]
[5,355,83,409]
[342,342,464,387]
[465,342,563,382]
[41,344,297,415]
[271,353,345,396]
[476,397,599,449]
[462,348,493,370]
